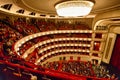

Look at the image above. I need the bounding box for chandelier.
[55,0,95,17]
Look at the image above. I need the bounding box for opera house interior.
[0,0,120,80]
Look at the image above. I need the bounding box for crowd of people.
[1,17,119,79]
[0,17,92,61]
[44,61,93,77]
[0,21,23,57]
[43,60,119,79]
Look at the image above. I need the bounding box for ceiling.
[13,0,120,17]
[0,0,120,18]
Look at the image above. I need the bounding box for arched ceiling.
[0,0,120,18]
[16,0,120,14]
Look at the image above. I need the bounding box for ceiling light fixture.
[55,0,95,17]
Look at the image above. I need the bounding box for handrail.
[0,59,109,80]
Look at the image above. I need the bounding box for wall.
[92,9,120,28]
[92,9,120,64]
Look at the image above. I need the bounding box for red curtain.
[110,34,120,70]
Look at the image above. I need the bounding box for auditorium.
[0,0,120,80]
